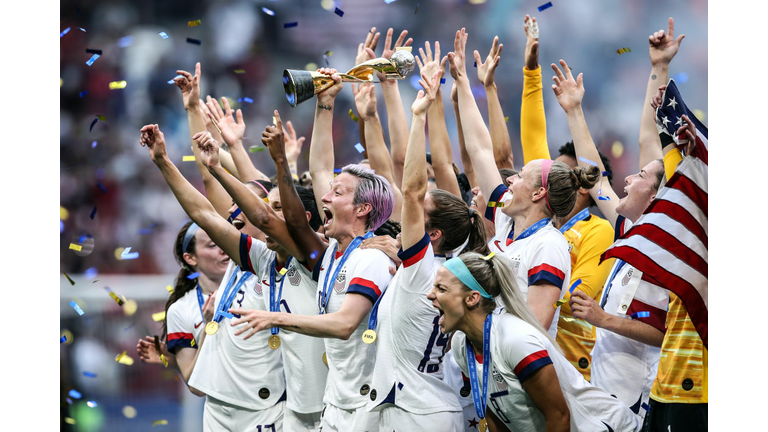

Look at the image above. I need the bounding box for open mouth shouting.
[322,206,334,230]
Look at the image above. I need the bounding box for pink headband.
[540,160,555,214]
[247,180,270,197]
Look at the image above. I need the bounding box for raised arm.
[448,28,504,200]
[173,63,231,218]
[452,82,478,189]
[308,68,342,212]
[139,125,246,268]
[550,60,620,227]
[199,101,241,180]
[352,27,381,160]
[283,120,306,180]
[402,71,441,249]
[520,14,551,164]
[205,96,269,183]
[638,17,685,169]
[265,111,327,270]
[416,41,462,197]
[474,35,514,169]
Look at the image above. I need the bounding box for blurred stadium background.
[59,0,707,430]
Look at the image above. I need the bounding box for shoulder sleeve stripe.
[485,184,509,222]
[167,332,196,353]
[527,263,565,287]
[614,215,627,241]
[239,233,256,274]
[348,277,381,296]
[514,349,552,383]
[347,277,381,304]
[311,249,327,282]
[398,233,431,267]
[627,299,667,333]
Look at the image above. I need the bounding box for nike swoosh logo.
[194,321,203,329]
[493,240,504,251]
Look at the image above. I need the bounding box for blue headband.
[442,258,494,299]
[182,223,200,253]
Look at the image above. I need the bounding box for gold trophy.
[283,47,416,107]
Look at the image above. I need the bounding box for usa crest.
[334,269,347,293]
[492,366,508,392]
[622,268,634,286]
[254,280,265,295]
[288,267,301,286]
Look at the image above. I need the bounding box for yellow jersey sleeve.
[560,216,615,312]
[521,66,550,164]
[663,147,683,180]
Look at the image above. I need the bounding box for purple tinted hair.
[341,164,394,231]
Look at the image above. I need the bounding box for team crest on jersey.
[509,255,522,273]
[567,241,574,253]
[334,268,347,293]
[287,267,301,286]
[622,268,634,286]
[254,280,265,295]
[492,366,508,392]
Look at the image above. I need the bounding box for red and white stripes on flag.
[602,130,708,348]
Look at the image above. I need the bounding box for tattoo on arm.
[318,105,332,111]
[651,74,657,80]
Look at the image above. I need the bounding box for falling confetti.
[123,406,138,418]
[158,31,169,39]
[109,81,127,90]
[69,389,82,399]
[60,335,67,344]
[83,371,97,378]
[248,146,266,153]
[60,28,71,38]
[238,97,254,103]
[537,1,553,11]
[86,48,102,55]
[578,156,597,166]
[90,207,97,220]
[152,311,166,322]
[234,69,246,74]
[355,143,365,153]
[115,351,134,365]
[188,19,201,27]
[616,47,631,55]
[63,273,76,285]
[284,22,298,28]
[349,109,359,122]
[70,301,85,316]
[69,243,82,251]
[334,7,345,17]
[86,54,100,66]
[182,155,196,162]
[187,272,200,279]
[186,38,202,45]
[631,311,650,319]
[152,420,168,426]
[262,7,275,16]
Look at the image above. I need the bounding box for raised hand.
[375,28,413,82]
[649,17,685,67]
[447,28,469,82]
[355,27,381,65]
[474,36,503,87]
[315,68,343,103]
[262,110,287,163]
[415,41,448,82]
[173,62,202,111]
[136,335,168,365]
[551,59,584,113]
[675,114,698,155]
[411,70,442,116]
[139,124,168,163]
[192,131,222,169]
[450,80,459,103]
[284,120,305,166]
[650,84,668,109]
[205,96,245,147]
[524,14,539,71]
[352,83,377,119]
[360,234,402,269]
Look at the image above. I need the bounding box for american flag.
[602,79,708,348]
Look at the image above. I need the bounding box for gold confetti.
[616,47,631,55]
[97,115,107,121]
[279,268,288,275]
[191,338,196,347]
[152,311,166,322]
[63,273,75,286]
[115,247,126,260]
[249,146,266,153]
[305,62,318,72]
[122,406,137,418]
[395,46,412,53]
[272,116,277,125]
[109,81,127,90]
[115,351,134,365]
[182,155,195,162]
[160,354,169,368]
[234,69,245,74]
[554,298,568,308]
[65,418,76,425]
[166,285,174,294]
[109,291,125,306]
[188,19,201,27]
[69,243,83,251]
[611,141,624,158]
[124,299,138,316]
[487,201,505,208]
[348,109,359,123]
[60,206,70,220]
[152,420,168,426]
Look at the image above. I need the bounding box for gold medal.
[322,352,328,366]
[478,418,487,432]
[268,334,281,350]
[362,329,377,344]
[205,321,219,335]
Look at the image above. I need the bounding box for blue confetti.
[537,1,553,12]
[333,168,341,173]
[117,36,133,47]
[597,196,610,201]
[84,267,98,279]
[90,206,97,220]
[310,251,318,259]
[77,27,87,32]
[187,272,200,279]
[158,31,169,39]
[238,97,254,103]
[385,0,397,3]
[568,278,582,293]
[60,220,64,233]
[60,335,67,343]
[121,247,140,260]
[79,91,88,98]
[227,208,242,223]
[168,74,184,85]
[69,301,85,316]
[631,311,650,319]
[601,171,611,177]
[284,22,298,28]
[91,141,97,148]
[473,61,477,67]
[262,7,275,15]
[355,143,365,153]
[83,371,97,378]
[90,118,99,132]
[440,78,446,84]
[186,38,202,45]
[60,27,71,38]
[68,390,82,399]
[97,182,108,194]
[578,156,597,166]
[335,7,344,17]
[86,54,100,66]
[87,401,98,408]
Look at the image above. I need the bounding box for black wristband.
[659,132,675,149]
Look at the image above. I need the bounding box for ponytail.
[542,160,600,218]
[426,190,488,255]
[161,221,200,341]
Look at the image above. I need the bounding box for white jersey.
[166,285,206,355]
[188,259,285,411]
[591,216,669,418]
[366,233,462,415]
[485,184,571,339]
[240,234,328,414]
[453,313,641,432]
[312,237,395,410]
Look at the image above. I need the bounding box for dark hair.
[294,185,323,231]
[247,179,274,199]
[374,219,402,239]
[456,172,473,206]
[558,142,613,207]
[499,168,520,187]
[650,159,664,190]
[162,221,200,341]
[426,189,489,255]
[539,161,600,218]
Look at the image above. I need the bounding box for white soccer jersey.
[239,234,328,415]
[485,184,571,339]
[312,237,395,410]
[365,233,462,415]
[166,285,206,355]
[590,216,669,418]
[188,259,285,411]
[453,313,641,432]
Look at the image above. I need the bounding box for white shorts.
[378,405,463,432]
[203,395,285,432]
[284,408,322,432]
[319,404,378,432]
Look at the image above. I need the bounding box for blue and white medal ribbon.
[268,257,292,349]
[318,231,374,314]
[206,267,251,335]
[362,286,386,344]
[559,208,590,234]
[466,313,492,432]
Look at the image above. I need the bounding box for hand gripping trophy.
[283,47,416,107]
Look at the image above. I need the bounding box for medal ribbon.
[559,208,590,234]
[507,217,550,244]
[195,284,205,323]
[270,257,293,336]
[599,259,627,308]
[213,267,252,323]
[466,313,492,423]
[319,231,374,314]
[367,283,387,331]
